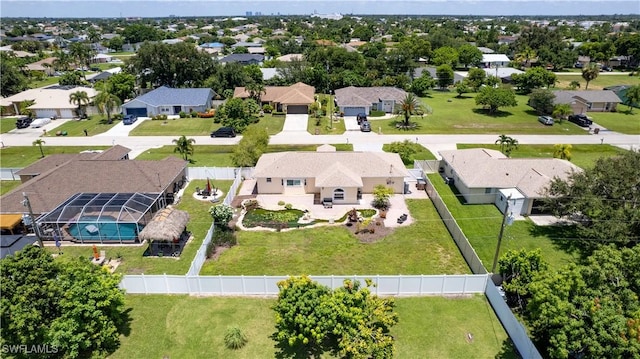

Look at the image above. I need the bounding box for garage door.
[286,105,308,114]
[126,108,148,117]
[343,107,366,116]
[59,109,74,118]
[34,109,57,118]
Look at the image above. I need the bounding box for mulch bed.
[344,220,394,243]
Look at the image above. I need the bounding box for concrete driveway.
[96,116,148,137]
[282,114,309,132]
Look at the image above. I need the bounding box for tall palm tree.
[553,144,572,161]
[246,81,266,103]
[552,104,573,124]
[69,90,90,118]
[93,82,121,123]
[32,139,46,158]
[581,63,600,90]
[53,50,72,71]
[515,47,537,69]
[495,134,519,157]
[399,93,422,126]
[172,135,196,162]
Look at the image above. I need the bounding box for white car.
[30,118,52,128]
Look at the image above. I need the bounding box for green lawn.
[427,173,578,270]
[46,115,119,137]
[129,115,285,136]
[0,181,22,195]
[135,144,353,166]
[555,73,640,90]
[47,180,233,275]
[27,76,60,89]
[588,110,640,134]
[307,116,346,135]
[0,145,110,168]
[1,117,19,134]
[201,199,470,275]
[382,142,437,165]
[457,144,629,170]
[111,294,513,359]
[369,91,586,135]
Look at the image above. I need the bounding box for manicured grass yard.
[47,180,233,275]
[369,91,586,135]
[307,115,346,135]
[201,199,470,275]
[0,145,110,167]
[46,115,119,137]
[0,181,22,195]
[555,73,640,90]
[588,111,640,134]
[129,115,285,136]
[111,294,514,359]
[1,117,18,134]
[27,76,60,89]
[427,173,578,270]
[457,143,629,170]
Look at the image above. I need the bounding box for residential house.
[219,53,264,65]
[334,86,407,116]
[604,85,638,108]
[254,148,408,204]
[276,54,304,62]
[553,90,622,113]
[481,54,511,68]
[415,67,466,84]
[1,85,99,118]
[482,67,524,83]
[122,86,215,117]
[24,57,56,76]
[439,148,579,216]
[91,53,113,63]
[234,82,315,114]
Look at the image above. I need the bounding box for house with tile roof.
[234,82,315,114]
[334,86,407,116]
[1,85,99,118]
[121,86,216,117]
[552,90,622,113]
[253,148,409,204]
[439,148,580,216]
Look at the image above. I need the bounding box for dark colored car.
[360,121,371,132]
[356,113,367,125]
[210,127,236,138]
[568,114,593,127]
[122,115,137,125]
[15,117,33,129]
[538,116,554,126]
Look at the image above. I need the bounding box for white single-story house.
[481,54,511,68]
[439,148,580,216]
[553,90,622,113]
[253,147,409,204]
[121,86,216,117]
[1,85,99,118]
[334,86,407,116]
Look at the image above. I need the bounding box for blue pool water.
[68,218,138,241]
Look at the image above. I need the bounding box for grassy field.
[201,199,470,275]
[1,117,19,134]
[555,73,640,90]
[135,144,353,166]
[457,143,629,170]
[46,115,119,137]
[27,76,60,89]
[307,116,346,135]
[46,180,233,275]
[588,110,640,134]
[0,181,22,195]
[111,294,514,359]
[129,115,285,136]
[0,145,110,168]
[369,91,586,135]
[428,173,578,270]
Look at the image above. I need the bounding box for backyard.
[201,199,470,275]
[45,114,120,137]
[129,115,285,136]
[0,145,110,168]
[111,294,514,359]
[47,180,233,275]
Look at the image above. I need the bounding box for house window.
[485,188,492,194]
[266,178,272,183]
[333,188,345,200]
[286,179,302,186]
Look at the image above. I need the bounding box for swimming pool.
[68,220,138,241]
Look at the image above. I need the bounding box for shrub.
[209,204,234,226]
[369,110,385,117]
[212,229,237,247]
[272,111,285,116]
[284,203,292,210]
[151,114,168,121]
[224,326,248,350]
[190,110,198,118]
[179,111,187,118]
[277,200,285,206]
[112,113,123,121]
[242,199,259,211]
[197,112,215,118]
[262,104,273,113]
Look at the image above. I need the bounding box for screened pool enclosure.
[36,192,166,243]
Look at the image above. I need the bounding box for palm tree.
[69,90,90,118]
[568,80,581,90]
[581,63,600,90]
[93,83,121,123]
[515,47,537,68]
[172,135,196,162]
[399,93,422,127]
[553,144,572,161]
[495,134,519,157]
[32,139,46,158]
[552,104,573,124]
[246,81,265,103]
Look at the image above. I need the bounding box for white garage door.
[34,109,57,118]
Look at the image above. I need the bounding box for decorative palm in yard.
[552,104,573,123]
[495,134,519,157]
[68,90,90,118]
[93,83,122,124]
[553,144,573,161]
[172,135,196,162]
[399,93,422,127]
[581,63,599,90]
[32,138,46,158]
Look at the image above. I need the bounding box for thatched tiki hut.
[138,207,190,256]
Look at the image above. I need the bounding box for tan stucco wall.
[361,177,405,193]
[256,177,284,194]
[320,187,358,204]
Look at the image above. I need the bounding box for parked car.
[574,62,584,69]
[15,116,33,129]
[30,118,52,128]
[210,127,236,138]
[360,121,371,132]
[600,65,612,72]
[122,115,137,125]
[356,113,367,125]
[568,114,593,127]
[538,116,554,126]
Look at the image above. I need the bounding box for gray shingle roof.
[129,86,213,107]
[334,86,407,108]
[553,90,622,104]
[219,54,264,63]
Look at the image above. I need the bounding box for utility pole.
[491,195,511,273]
[22,192,43,248]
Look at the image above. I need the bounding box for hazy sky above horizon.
[1,0,638,18]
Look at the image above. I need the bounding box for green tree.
[172,135,195,162]
[432,46,458,66]
[68,90,90,117]
[398,93,421,126]
[623,85,640,113]
[543,151,640,248]
[528,88,556,115]
[386,140,418,165]
[93,83,122,124]
[410,72,435,97]
[32,138,46,158]
[106,36,124,52]
[581,63,600,90]
[568,80,580,90]
[515,46,537,68]
[553,144,573,161]
[122,23,161,43]
[59,71,87,86]
[106,73,136,103]
[0,246,127,359]
[475,87,517,114]
[372,185,394,211]
[526,246,640,359]
[209,204,234,227]
[499,249,548,310]
[455,81,470,98]
[0,52,28,97]
[511,67,556,94]
[435,64,454,89]
[457,44,482,68]
[552,104,573,123]
[245,81,265,103]
[466,67,486,92]
[495,134,519,157]
[231,126,269,167]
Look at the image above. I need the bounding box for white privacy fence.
[187,167,254,180]
[413,160,441,174]
[119,274,489,296]
[0,168,21,180]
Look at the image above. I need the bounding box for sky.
[1,0,638,18]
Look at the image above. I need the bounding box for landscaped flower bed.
[242,208,313,230]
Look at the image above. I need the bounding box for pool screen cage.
[36,192,165,244]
